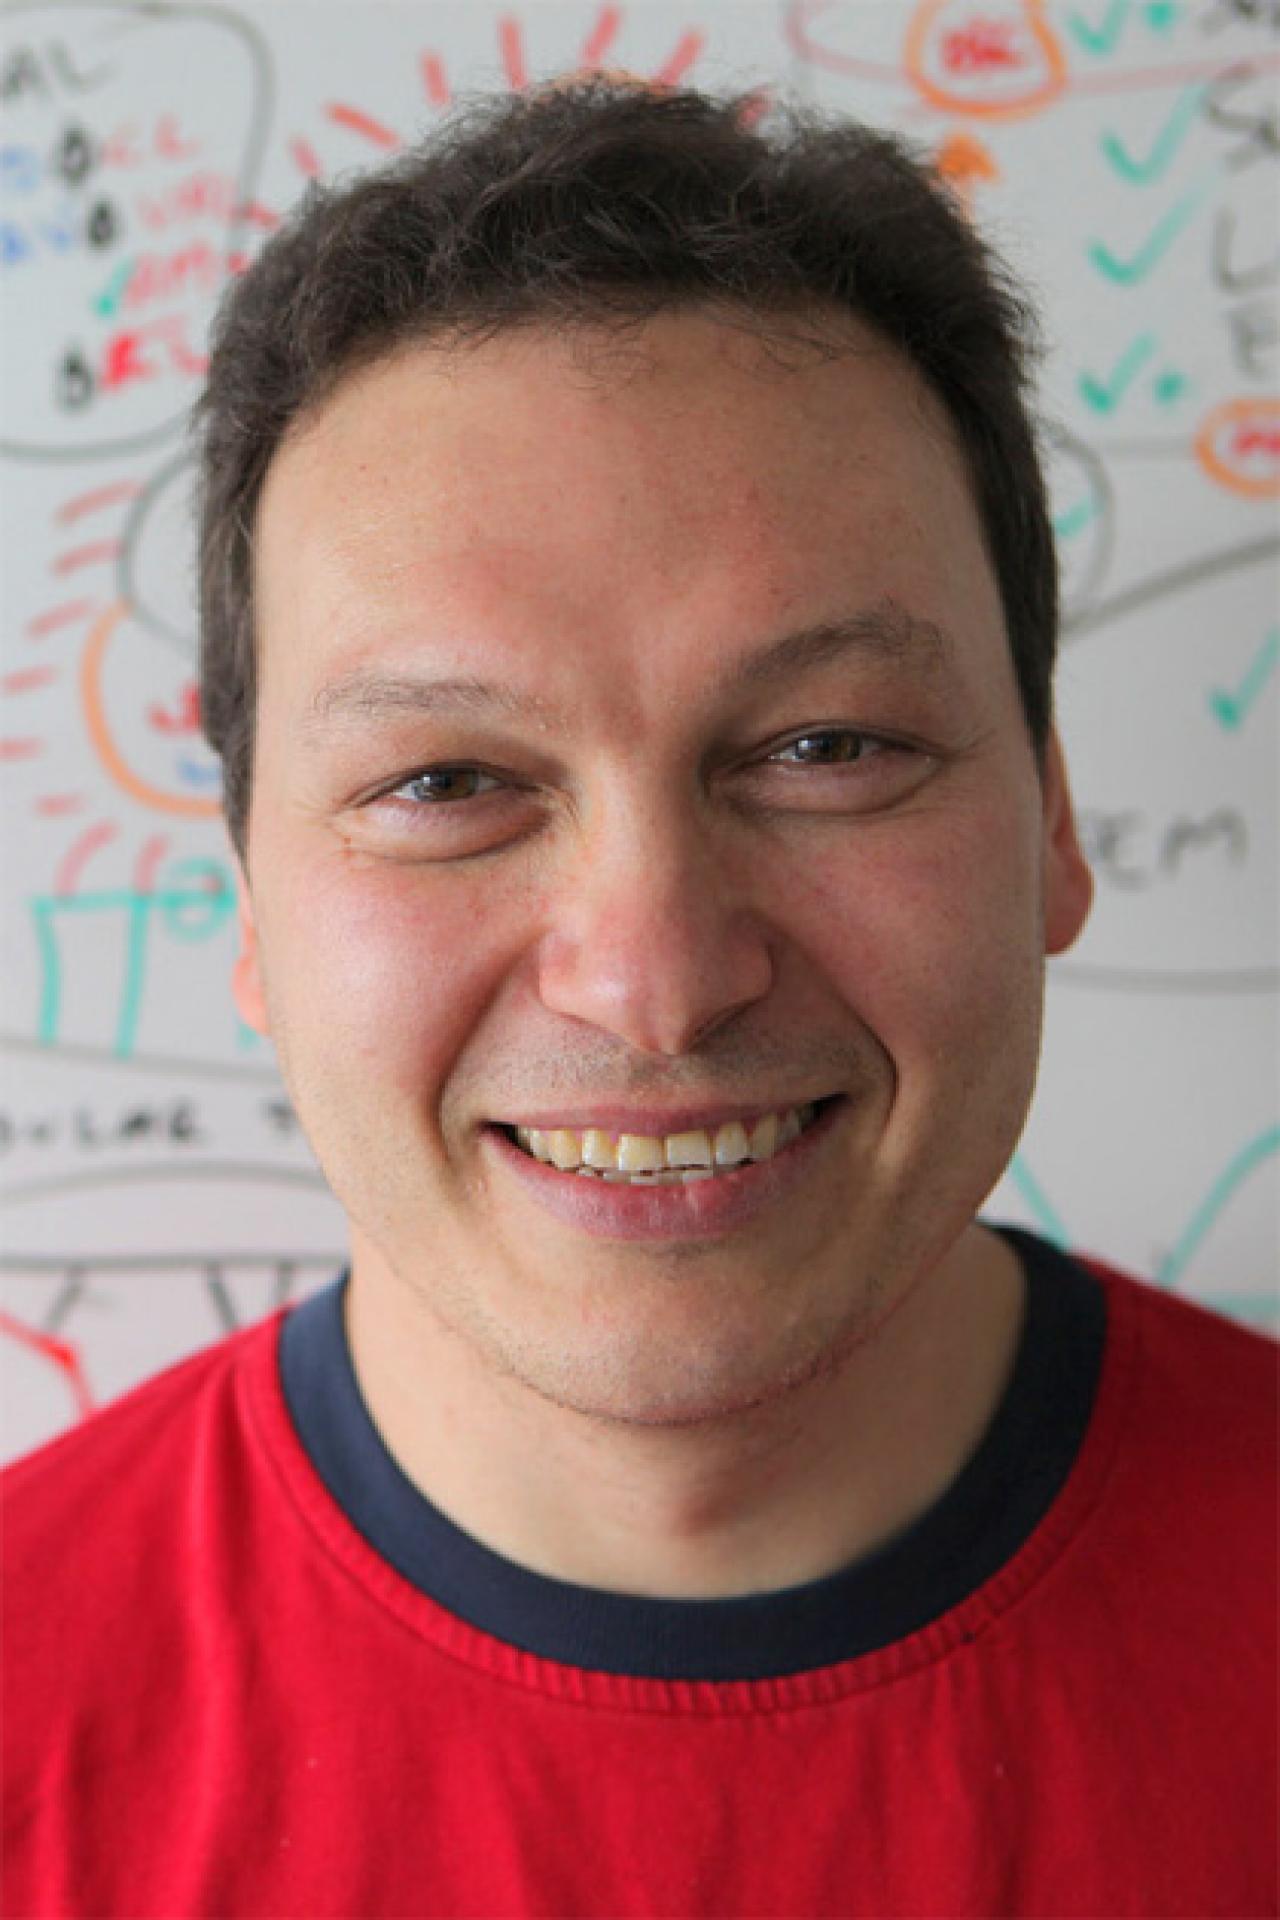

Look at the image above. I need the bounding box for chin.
[499,1289,879,1432]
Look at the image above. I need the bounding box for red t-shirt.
[3,1232,1277,1917]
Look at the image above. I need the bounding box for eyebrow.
[723,601,951,698]
[303,600,953,734]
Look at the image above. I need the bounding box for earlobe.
[1041,729,1094,957]
[230,863,271,1036]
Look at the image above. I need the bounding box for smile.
[484,1097,846,1241]
[501,1103,825,1185]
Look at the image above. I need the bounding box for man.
[4,79,1275,1918]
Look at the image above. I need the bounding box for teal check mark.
[1157,1125,1280,1292]
[1067,0,1131,55]
[1079,333,1155,412]
[1053,497,1098,539]
[1209,627,1279,730]
[93,257,135,317]
[1100,85,1204,183]
[1088,185,1204,283]
[1012,1123,1280,1315]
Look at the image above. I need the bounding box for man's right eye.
[344,763,533,861]
[391,766,504,805]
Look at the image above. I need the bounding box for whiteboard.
[3,0,1277,1464]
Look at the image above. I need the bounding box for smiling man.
[4,80,1276,1919]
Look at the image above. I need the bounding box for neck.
[344,1224,1026,1601]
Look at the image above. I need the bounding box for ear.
[1040,728,1094,957]
[230,860,271,1036]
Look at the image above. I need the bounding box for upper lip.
[490,1098,836,1136]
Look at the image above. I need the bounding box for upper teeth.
[514,1104,817,1177]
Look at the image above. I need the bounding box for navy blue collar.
[280,1225,1104,1680]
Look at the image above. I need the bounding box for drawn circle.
[0,0,273,462]
[118,450,199,660]
[81,601,220,819]
[1195,397,1280,500]
[904,0,1068,121]
[1044,424,1116,626]
[54,126,95,188]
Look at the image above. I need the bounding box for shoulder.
[1080,1253,1277,1514]
[3,1312,288,1759]
[2,1311,284,1580]
[1,1312,294,1874]
[1084,1253,1277,1399]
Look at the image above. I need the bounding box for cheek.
[787,804,1044,1056]
[261,854,520,1099]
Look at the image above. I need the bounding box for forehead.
[251,308,1003,714]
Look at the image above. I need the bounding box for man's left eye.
[770,730,889,766]
[393,767,504,804]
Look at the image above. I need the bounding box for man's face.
[237,309,1091,1424]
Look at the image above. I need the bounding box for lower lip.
[481,1100,846,1242]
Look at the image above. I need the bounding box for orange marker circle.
[81,601,222,819]
[905,0,1067,120]
[1194,397,1280,499]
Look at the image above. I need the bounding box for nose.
[535,792,775,1057]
